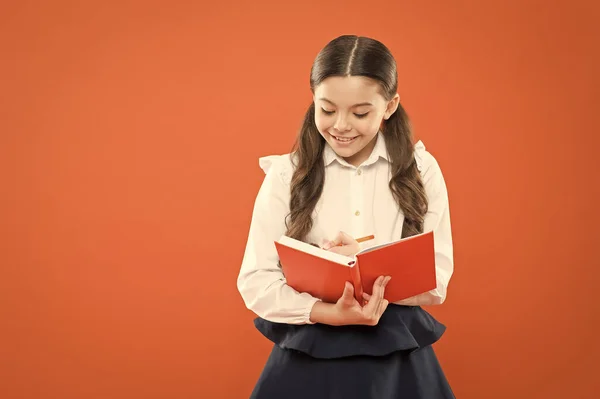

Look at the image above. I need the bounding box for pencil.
[335,234,375,246]
[356,234,375,243]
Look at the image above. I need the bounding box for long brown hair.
[285,35,428,241]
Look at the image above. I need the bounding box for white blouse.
[237,133,454,325]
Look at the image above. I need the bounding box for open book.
[274,231,436,304]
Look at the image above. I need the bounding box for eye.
[354,112,369,119]
[321,108,335,115]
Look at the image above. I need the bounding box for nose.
[333,115,351,132]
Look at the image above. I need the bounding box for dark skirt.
[250,304,455,399]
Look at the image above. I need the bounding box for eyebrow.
[319,97,373,107]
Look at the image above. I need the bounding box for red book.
[274,231,436,304]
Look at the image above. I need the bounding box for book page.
[276,235,355,266]
[356,231,431,255]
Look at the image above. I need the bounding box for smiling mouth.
[330,134,358,143]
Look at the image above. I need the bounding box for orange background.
[1,1,599,398]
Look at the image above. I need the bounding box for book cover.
[275,231,436,304]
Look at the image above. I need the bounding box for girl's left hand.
[322,231,360,257]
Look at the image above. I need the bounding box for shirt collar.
[323,131,389,168]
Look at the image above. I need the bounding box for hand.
[309,276,391,326]
[322,231,361,257]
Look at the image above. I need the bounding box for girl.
[237,35,454,398]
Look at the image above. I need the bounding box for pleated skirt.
[249,304,455,399]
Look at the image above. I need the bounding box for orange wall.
[1,1,599,398]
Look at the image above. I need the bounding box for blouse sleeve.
[237,155,321,324]
[394,142,454,306]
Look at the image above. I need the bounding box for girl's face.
[313,76,399,167]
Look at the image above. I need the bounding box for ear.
[383,93,400,120]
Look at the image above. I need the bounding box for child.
[237,35,455,398]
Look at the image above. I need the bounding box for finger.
[363,276,392,301]
[377,299,389,318]
[374,279,390,320]
[363,276,384,314]
[372,276,388,310]
[321,233,343,250]
[383,276,392,287]
[320,239,333,250]
[328,231,344,247]
[328,231,355,248]
[362,292,371,306]
[337,231,355,245]
[372,275,386,300]
[340,281,355,303]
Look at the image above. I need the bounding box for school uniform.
[238,132,455,398]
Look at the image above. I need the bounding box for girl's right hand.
[310,276,391,326]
